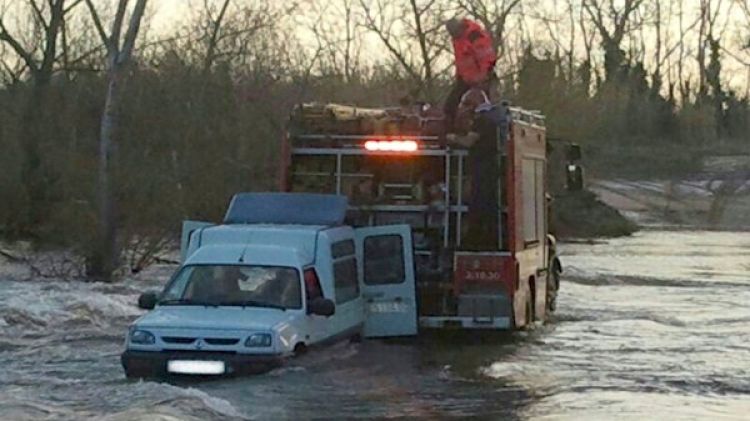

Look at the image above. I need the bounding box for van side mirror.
[308,297,335,317]
[138,292,158,310]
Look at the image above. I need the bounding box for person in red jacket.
[444,18,497,131]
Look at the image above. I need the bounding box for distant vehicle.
[121,194,415,378]
[281,102,565,330]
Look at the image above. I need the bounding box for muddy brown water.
[0,230,748,420]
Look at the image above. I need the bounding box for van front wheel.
[293,343,307,356]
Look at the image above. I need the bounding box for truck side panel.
[510,121,549,326]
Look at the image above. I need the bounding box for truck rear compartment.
[284,103,550,329]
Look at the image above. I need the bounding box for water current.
[0,230,748,420]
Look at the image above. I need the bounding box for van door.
[355,225,417,337]
[181,221,214,262]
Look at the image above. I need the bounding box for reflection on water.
[0,230,748,420]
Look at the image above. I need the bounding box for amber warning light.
[364,140,419,152]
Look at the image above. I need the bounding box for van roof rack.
[224,193,348,226]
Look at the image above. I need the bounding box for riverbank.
[591,179,750,230]
[551,189,638,239]
[551,175,750,241]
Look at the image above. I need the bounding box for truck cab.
[121,194,417,378]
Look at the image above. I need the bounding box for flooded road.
[1,230,749,420]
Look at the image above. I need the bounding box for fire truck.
[279,102,562,330]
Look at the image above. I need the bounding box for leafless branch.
[0,18,37,71]
[117,0,147,64]
[359,0,421,82]
[29,0,48,31]
[84,0,109,47]
[203,0,231,72]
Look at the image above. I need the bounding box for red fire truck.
[280,102,562,330]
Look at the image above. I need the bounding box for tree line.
[0,0,748,280]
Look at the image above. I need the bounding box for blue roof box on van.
[224,193,348,226]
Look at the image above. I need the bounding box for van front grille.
[205,338,240,345]
[161,336,240,346]
[162,336,196,344]
[162,350,237,356]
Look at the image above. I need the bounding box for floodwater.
[1,230,749,420]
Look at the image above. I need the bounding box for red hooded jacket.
[452,19,497,85]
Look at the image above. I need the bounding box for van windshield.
[160,265,301,310]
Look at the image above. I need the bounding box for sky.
[150,0,191,32]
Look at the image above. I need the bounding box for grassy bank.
[550,190,638,239]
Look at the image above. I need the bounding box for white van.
[121,194,416,377]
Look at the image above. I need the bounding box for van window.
[162,265,301,309]
[304,269,323,301]
[331,239,355,258]
[364,235,405,285]
[333,258,359,304]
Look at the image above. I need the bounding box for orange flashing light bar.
[364,139,419,152]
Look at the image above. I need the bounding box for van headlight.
[129,328,155,345]
[245,333,272,347]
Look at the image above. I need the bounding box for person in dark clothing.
[464,113,500,250]
[457,93,511,251]
[444,17,497,132]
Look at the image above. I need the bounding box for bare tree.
[308,0,362,82]
[697,0,711,97]
[202,0,231,74]
[651,0,665,89]
[582,0,644,82]
[185,0,288,74]
[84,0,148,281]
[733,0,750,96]
[338,0,361,82]
[0,44,26,84]
[524,0,580,80]
[652,0,704,101]
[696,0,735,99]
[457,0,521,58]
[0,0,82,86]
[0,0,83,230]
[360,0,448,99]
[579,2,598,87]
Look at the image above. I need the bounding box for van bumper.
[121,350,284,378]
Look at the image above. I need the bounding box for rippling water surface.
[1,230,748,420]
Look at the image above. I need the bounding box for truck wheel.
[525,295,534,327]
[528,278,536,325]
[546,269,560,313]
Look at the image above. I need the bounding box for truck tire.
[513,280,535,329]
[528,278,536,325]
[525,297,533,327]
[546,267,560,313]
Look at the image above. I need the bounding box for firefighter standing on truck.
[444,17,497,131]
